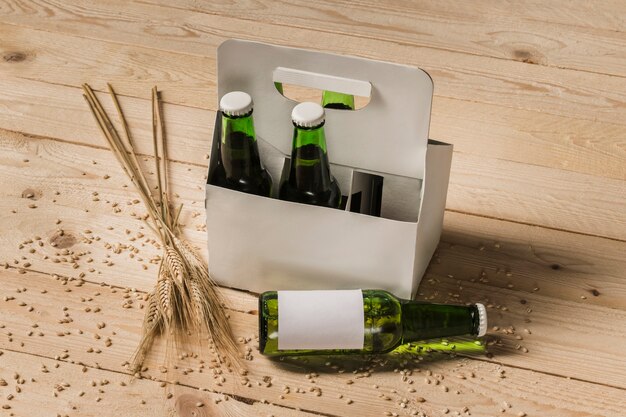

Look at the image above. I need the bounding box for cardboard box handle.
[273,67,372,98]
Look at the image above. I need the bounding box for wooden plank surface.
[438,212,626,310]
[0,349,317,417]
[2,24,625,182]
[2,1,626,128]
[4,124,625,310]
[1,77,624,241]
[1,129,625,388]
[1,267,624,417]
[0,0,625,415]
[150,0,626,77]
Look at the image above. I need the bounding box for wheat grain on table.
[0,1,625,416]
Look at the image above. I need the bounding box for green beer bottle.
[209,91,272,196]
[279,102,342,208]
[322,90,355,110]
[258,289,487,356]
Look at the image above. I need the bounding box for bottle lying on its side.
[258,289,487,356]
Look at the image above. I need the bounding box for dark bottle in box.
[279,102,342,209]
[321,91,385,217]
[258,289,487,356]
[208,91,273,197]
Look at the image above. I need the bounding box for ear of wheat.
[82,83,242,373]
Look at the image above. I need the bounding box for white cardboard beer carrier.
[205,39,452,299]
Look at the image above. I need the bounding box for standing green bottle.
[278,102,342,208]
[322,90,355,110]
[258,289,487,356]
[208,91,273,197]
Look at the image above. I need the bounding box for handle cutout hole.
[275,82,370,110]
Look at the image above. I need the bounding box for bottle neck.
[289,123,333,193]
[322,91,355,110]
[221,111,256,145]
[400,301,480,344]
[292,123,327,152]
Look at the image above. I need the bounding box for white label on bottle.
[278,289,365,350]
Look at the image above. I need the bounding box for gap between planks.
[0,127,204,169]
[445,208,626,244]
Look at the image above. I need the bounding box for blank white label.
[278,289,365,350]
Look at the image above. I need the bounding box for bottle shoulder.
[362,290,402,321]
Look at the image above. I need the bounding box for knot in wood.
[175,394,211,417]
[21,188,40,200]
[513,49,541,65]
[3,52,27,63]
[49,230,77,249]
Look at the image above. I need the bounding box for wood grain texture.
[1,1,626,129]
[438,212,626,310]
[430,97,626,181]
[361,0,626,32]
[447,152,626,241]
[1,130,625,389]
[419,275,626,389]
[1,1,625,415]
[0,23,216,107]
[1,24,625,181]
[0,349,317,417]
[0,77,213,166]
[5,127,624,311]
[151,0,626,77]
[0,79,624,240]
[1,267,624,417]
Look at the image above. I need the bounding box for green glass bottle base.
[209,129,273,197]
[278,178,341,209]
[210,165,272,197]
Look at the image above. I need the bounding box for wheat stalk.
[82,84,243,375]
[133,291,162,374]
[156,269,174,320]
[163,246,186,285]
[179,242,241,367]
